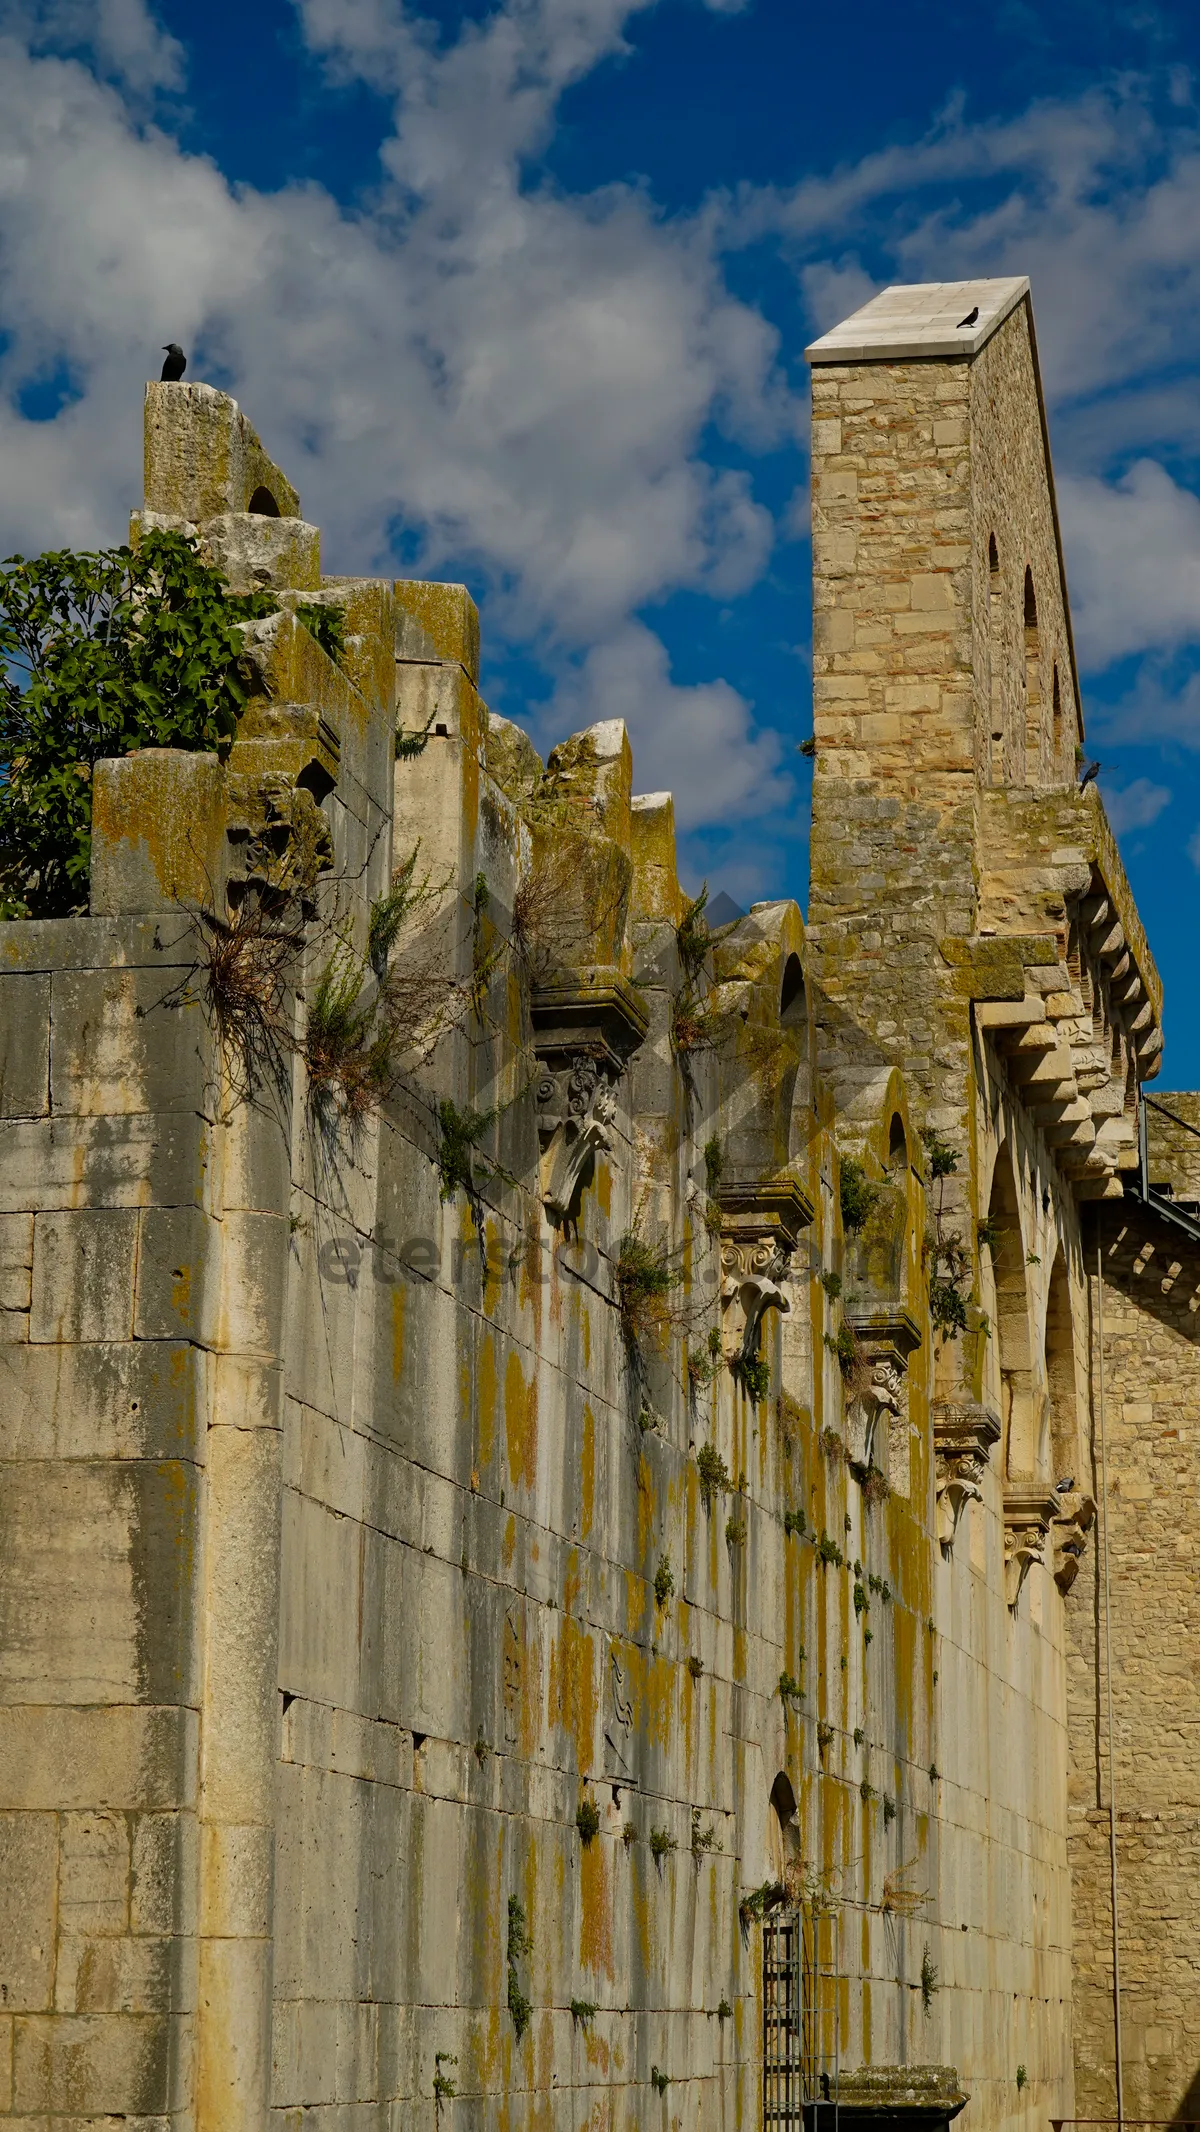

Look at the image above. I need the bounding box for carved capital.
[932,1402,1000,1552]
[1051,1491,1096,1593]
[1002,1484,1061,1608]
[715,1174,815,1254]
[530,964,648,1073]
[720,1234,791,1363]
[844,1314,919,1473]
[536,1054,619,1224]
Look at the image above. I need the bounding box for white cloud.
[0,5,782,655]
[546,620,790,828]
[0,0,182,89]
[1090,667,1200,752]
[1103,776,1172,834]
[732,79,1200,680]
[1058,462,1200,669]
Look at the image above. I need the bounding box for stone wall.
[0,285,1197,2132]
[1065,1199,1200,2124]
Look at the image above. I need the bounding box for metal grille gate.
[763,1912,803,2126]
[764,1904,840,2131]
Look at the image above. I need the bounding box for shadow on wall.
[1172,2065,1200,2127]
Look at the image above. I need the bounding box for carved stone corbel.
[847,1311,922,1482]
[1051,1491,1096,1593]
[715,1175,812,1364]
[721,1237,792,1363]
[1002,1484,1061,1609]
[536,1055,618,1224]
[932,1402,1001,1553]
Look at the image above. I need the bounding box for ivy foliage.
[0,530,275,919]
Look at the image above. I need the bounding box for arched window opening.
[781,952,813,1157]
[987,535,1004,783]
[1044,1248,1079,1487]
[248,485,280,517]
[888,1112,908,1172]
[780,954,806,1027]
[983,1142,1036,1479]
[767,1772,801,1890]
[1023,569,1040,782]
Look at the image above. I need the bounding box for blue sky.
[3,0,1200,1075]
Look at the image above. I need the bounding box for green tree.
[0,529,273,918]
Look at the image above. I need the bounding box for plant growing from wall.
[1016,2066,1028,2092]
[622,1821,638,1851]
[862,1465,891,1508]
[433,2051,457,2111]
[819,1268,843,1299]
[576,1796,601,1845]
[704,1134,724,1194]
[819,1425,845,1465]
[688,1654,704,1680]
[295,599,346,666]
[731,1347,771,1404]
[725,1514,746,1547]
[691,1808,721,1856]
[654,1554,675,1608]
[921,1127,973,1340]
[817,1720,835,1754]
[739,1880,786,1927]
[366,841,441,979]
[437,1097,501,1226]
[920,1946,938,2012]
[686,1328,723,1396]
[883,1796,896,1826]
[305,948,398,1123]
[195,897,305,1104]
[778,1670,805,1709]
[395,708,436,758]
[614,1225,682,1351]
[0,529,276,919]
[570,1999,597,2027]
[506,1895,533,2042]
[717,1997,733,2021]
[783,1506,806,1540]
[839,1158,879,1237]
[649,1826,676,1862]
[696,1441,731,1511]
[651,2067,670,2095]
[816,1531,844,1568]
[677,883,712,981]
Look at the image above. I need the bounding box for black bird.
[1055,1476,1076,1495]
[1079,758,1102,789]
[160,343,186,382]
[958,305,979,328]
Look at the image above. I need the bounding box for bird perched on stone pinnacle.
[1079,758,1102,789]
[160,344,186,381]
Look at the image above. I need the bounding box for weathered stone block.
[50,967,209,1119]
[0,974,50,1117]
[90,751,227,919]
[143,380,300,521]
[0,1706,196,1811]
[0,1815,57,2009]
[394,579,480,682]
[0,1460,196,1706]
[134,1204,217,1344]
[59,1811,130,1937]
[12,2009,172,2113]
[30,1208,138,1343]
